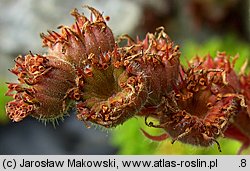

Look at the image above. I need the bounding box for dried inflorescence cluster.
[5,6,250,153]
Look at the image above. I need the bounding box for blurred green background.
[0,80,11,125]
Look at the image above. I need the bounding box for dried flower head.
[5,53,75,123]
[118,27,181,114]
[6,6,117,125]
[142,52,248,152]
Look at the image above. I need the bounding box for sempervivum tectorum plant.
[5,5,250,153]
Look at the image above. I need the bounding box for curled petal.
[6,99,34,122]
[140,128,168,141]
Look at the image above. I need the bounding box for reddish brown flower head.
[71,27,181,128]
[5,6,117,125]
[40,6,115,67]
[191,53,250,153]
[5,53,75,123]
[160,67,240,149]
[75,61,149,128]
[143,52,245,151]
[118,27,181,112]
